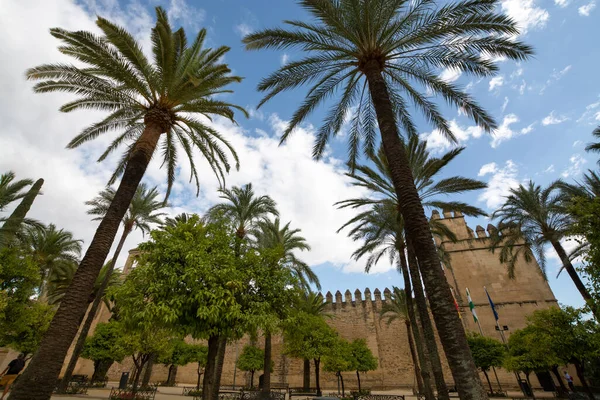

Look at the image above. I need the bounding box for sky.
[0,0,599,311]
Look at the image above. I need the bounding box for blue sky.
[1,0,599,310]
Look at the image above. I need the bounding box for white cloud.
[555,0,570,6]
[518,80,527,95]
[577,99,600,124]
[234,23,253,37]
[501,0,550,34]
[281,53,289,66]
[573,140,583,147]
[502,97,510,113]
[542,111,570,125]
[511,66,524,79]
[166,0,205,29]
[420,120,484,153]
[440,68,462,83]
[540,65,572,94]
[561,154,587,178]
[543,164,555,173]
[490,114,532,148]
[553,65,572,78]
[579,1,596,15]
[478,160,520,209]
[489,76,505,91]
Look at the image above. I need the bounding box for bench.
[109,386,158,400]
[289,387,319,398]
[353,395,405,400]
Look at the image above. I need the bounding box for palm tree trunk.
[262,331,272,397]
[407,239,450,400]
[203,335,220,400]
[57,225,132,392]
[0,178,43,246]
[314,358,321,397]
[550,241,598,320]
[9,123,163,400]
[363,60,486,400]
[303,359,310,391]
[406,320,424,395]
[398,250,435,400]
[211,336,227,400]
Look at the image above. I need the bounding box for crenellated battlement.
[319,287,395,310]
[430,209,504,242]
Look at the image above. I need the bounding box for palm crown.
[586,126,600,165]
[0,171,34,212]
[253,217,320,290]
[244,0,532,166]
[379,286,410,325]
[86,183,165,235]
[26,7,246,199]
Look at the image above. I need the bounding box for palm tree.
[163,212,194,227]
[243,2,530,396]
[57,183,165,392]
[491,181,597,320]
[338,138,487,399]
[558,170,600,200]
[0,171,33,212]
[0,178,44,247]
[14,8,246,398]
[204,183,278,400]
[380,287,425,396]
[586,126,600,164]
[21,223,83,298]
[252,217,319,395]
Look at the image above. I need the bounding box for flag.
[466,288,478,323]
[450,288,462,319]
[484,286,499,321]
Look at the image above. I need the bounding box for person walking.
[0,354,26,400]
[564,372,575,392]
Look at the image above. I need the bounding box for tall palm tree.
[252,217,318,395]
[491,181,597,320]
[204,183,278,400]
[243,2,530,396]
[14,8,246,399]
[586,127,600,165]
[558,170,600,200]
[338,138,487,399]
[57,183,165,392]
[0,171,33,212]
[380,287,424,396]
[22,223,83,298]
[0,178,44,247]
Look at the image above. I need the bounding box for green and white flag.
[466,288,478,323]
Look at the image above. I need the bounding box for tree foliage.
[283,312,338,362]
[349,338,378,374]
[81,321,128,364]
[323,338,353,375]
[466,333,506,372]
[504,327,559,376]
[237,345,266,373]
[0,300,54,356]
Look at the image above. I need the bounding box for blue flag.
[484,286,499,321]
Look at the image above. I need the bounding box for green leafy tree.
[491,181,596,319]
[284,312,339,396]
[112,215,296,400]
[158,339,204,386]
[338,138,487,400]
[0,301,54,357]
[237,345,266,388]
[323,338,353,397]
[504,327,560,400]
[189,344,209,391]
[81,321,128,381]
[349,338,377,393]
[244,2,531,396]
[15,8,246,398]
[21,223,82,299]
[466,334,506,394]
[57,184,165,392]
[0,178,44,247]
[0,172,33,212]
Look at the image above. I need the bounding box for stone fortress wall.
[0,210,565,391]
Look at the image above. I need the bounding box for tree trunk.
[142,353,155,387]
[91,359,113,382]
[133,354,149,393]
[550,241,598,320]
[525,372,536,400]
[362,60,486,400]
[303,359,310,391]
[251,371,255,388]
[550,366,568,397]
[399,250,435,400]
[262,332,272,397]
[356,370,361,393]
[167,364,178,386]
[406,239,450,400]
[203,335,220,400]
[210,336,227,400]
[57,226,131,392]
[406,320,424,395]
[9,123,163,400]
[0,178,43,245]
[197,363,204,391]
[574,361,594,400]
[314,359,321,397]
[339,372,345,397]
[483,370,493,394]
